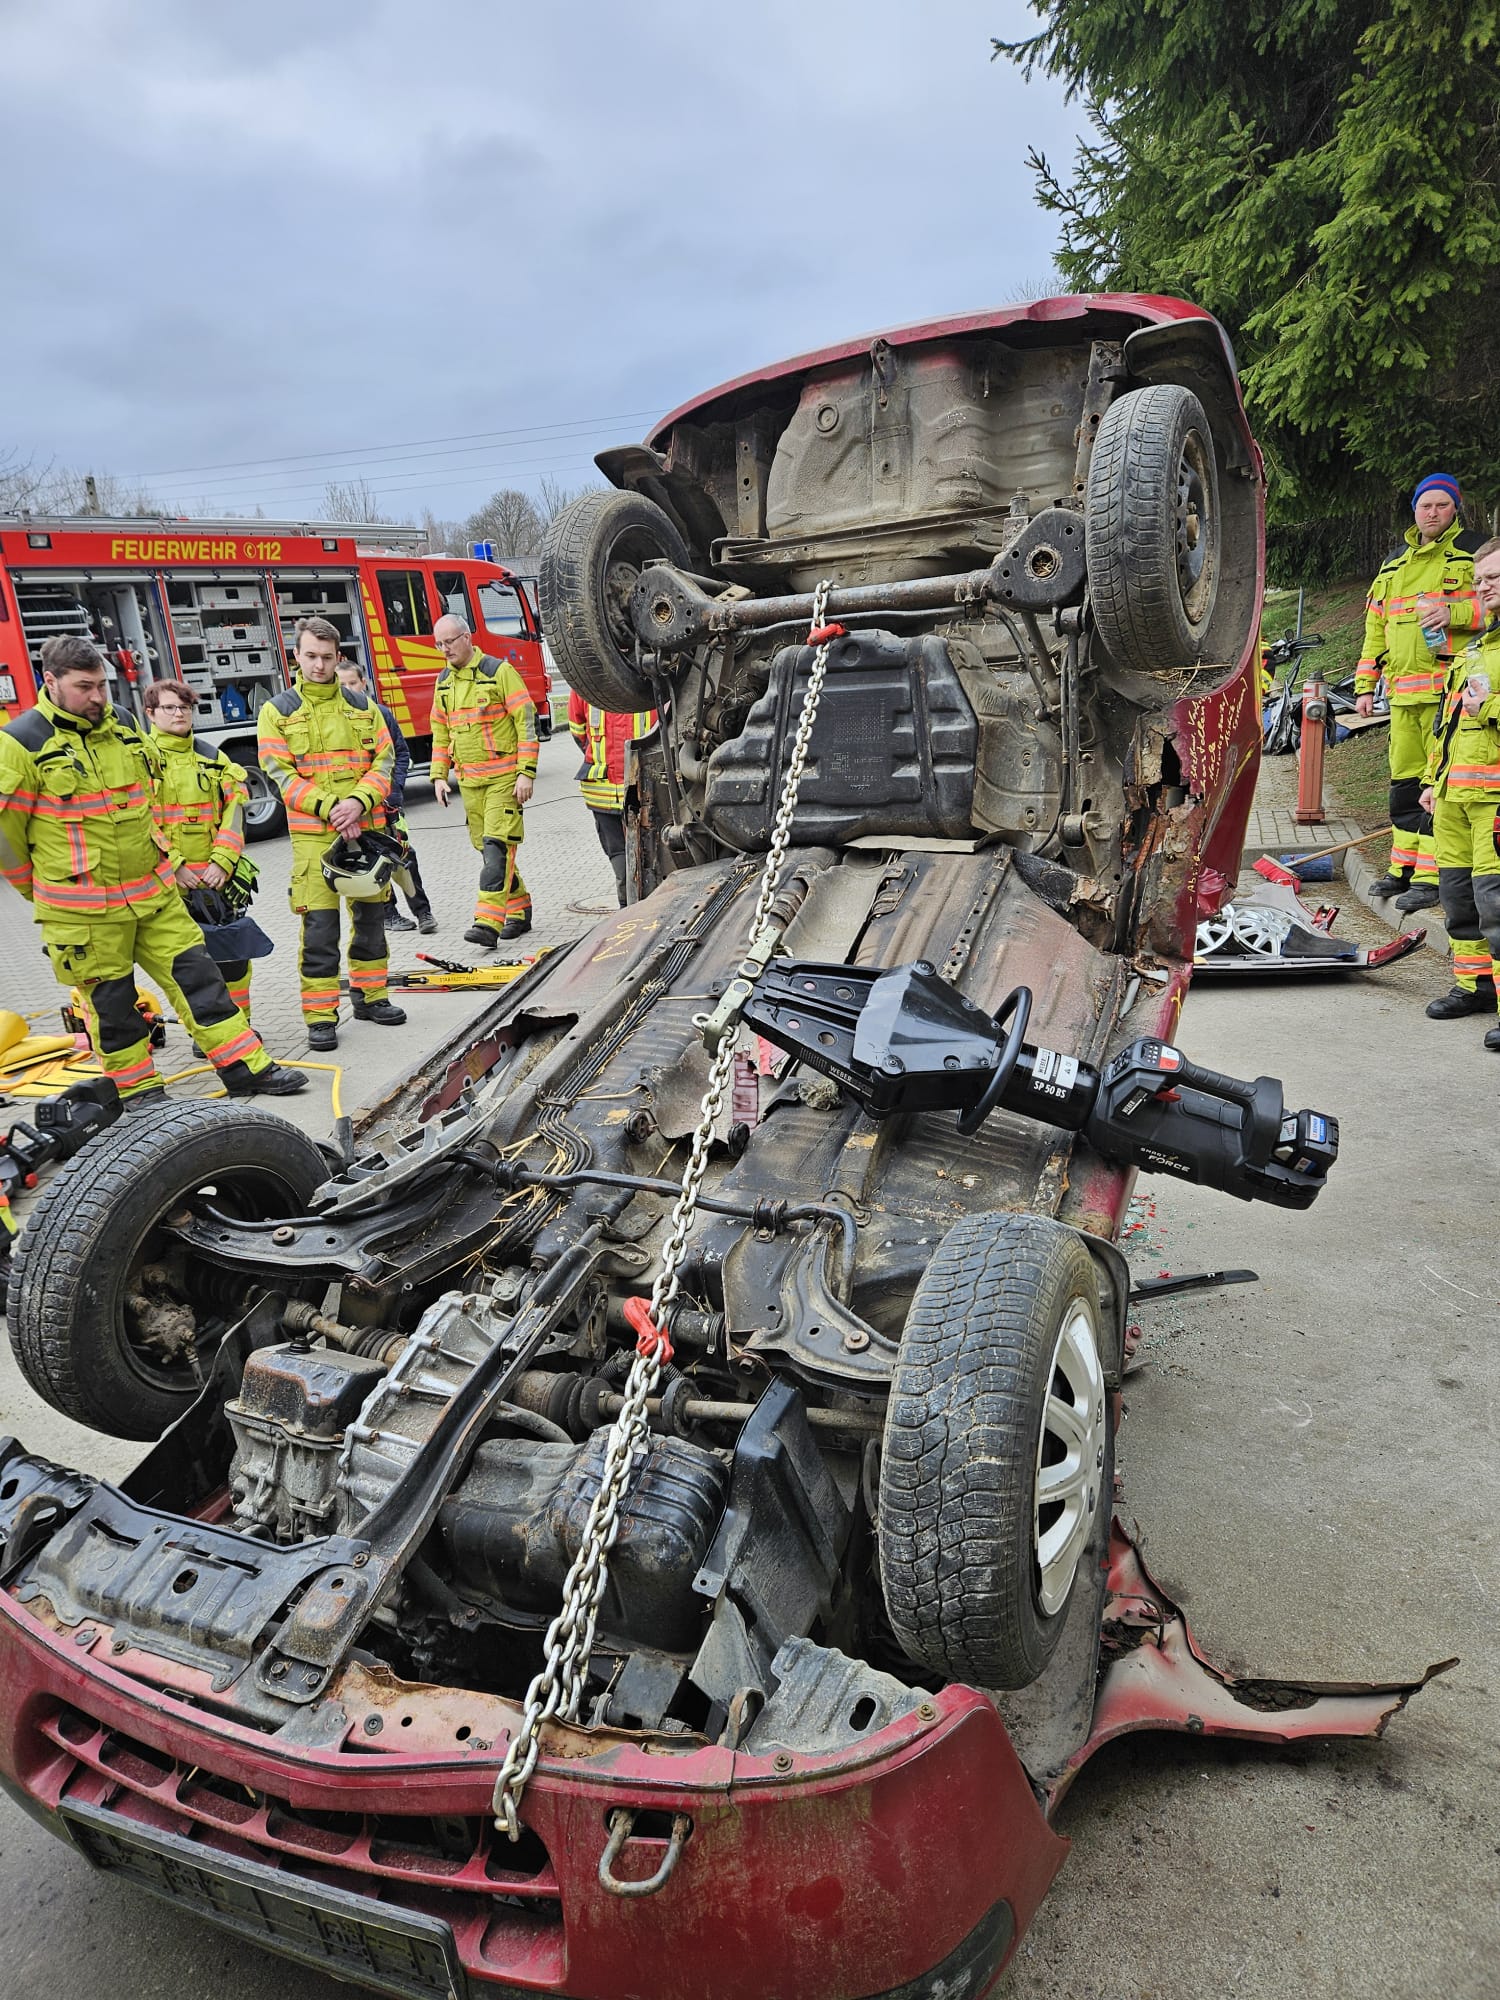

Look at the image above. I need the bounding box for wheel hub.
[1174,428,1215,625]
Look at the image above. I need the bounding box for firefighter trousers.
[39,896,270,1099]
[1435,792,1500,994]
[459,780,529,930]
[218,960,252,1016]
[385,809,433,922]
[1388,702,1439,884]
[289,835,389,1021]
[591,808,628,905]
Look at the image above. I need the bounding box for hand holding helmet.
[320,830,416,902]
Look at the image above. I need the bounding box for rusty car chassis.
[0,298,1444,2000]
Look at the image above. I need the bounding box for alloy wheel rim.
[1033,1299,1107,1617]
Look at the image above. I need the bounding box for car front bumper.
[0,1584,1067,2000]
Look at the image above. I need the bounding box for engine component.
[226,1343,390,1541]
[745,959,1339,1210]
[441,1429,728,1651]
[337,1290,508,1526]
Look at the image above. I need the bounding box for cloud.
[0,0,1086,521]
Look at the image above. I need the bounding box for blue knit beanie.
[1411,473,1461,510]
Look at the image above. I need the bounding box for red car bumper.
[0,1589,1067,2000]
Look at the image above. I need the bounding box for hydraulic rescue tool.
[744,959,1339,1209]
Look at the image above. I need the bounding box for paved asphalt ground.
[0,761,1495,1999]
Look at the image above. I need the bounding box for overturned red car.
[0,297,1437,1999]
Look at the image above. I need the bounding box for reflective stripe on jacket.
[149,727,247,870]
[567,693,656,813]
[430,652,537,785]
[256,677,393,837]
[1428,619,1500,798]
[0,693,176,915]
[1354,522,1479,701]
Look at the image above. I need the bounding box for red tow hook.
[806,621,847,646]
[623,1295,673,1364]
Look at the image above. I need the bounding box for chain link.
[492,582,839,1840]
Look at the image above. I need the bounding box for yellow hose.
[158,1057,344,1118]
[283,1060,344,1120]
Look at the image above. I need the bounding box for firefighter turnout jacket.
[1427,619,1500,802]
[1355,521,1480,702]
[0,692,178,914]
[567,693,656,812]
[256,676,393,837]
[150,724,255,1014]
[148,726,247,871]
[430,651,537,815]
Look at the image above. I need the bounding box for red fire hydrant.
[1293,673,1328,825]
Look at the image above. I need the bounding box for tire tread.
[1085,383,1216,674]
[8,1101,326,1439]
[878,1212,1100,1688]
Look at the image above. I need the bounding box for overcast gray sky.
[0,0,1084,526]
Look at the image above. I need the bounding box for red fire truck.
[0,517,551,838]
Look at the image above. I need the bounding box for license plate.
[63,1798,469,1999]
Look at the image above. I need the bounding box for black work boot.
[416,910,438,935]
[1394,881,1440,912]
[1368,872,1409,901]
[122,1085,169,1112]
[1484,1023,1500,1052]
[307,1021,339,1052]
[352,996,408,1027]
[463,923,498,949]
[499,915,533,941]
[384,909,417,933]
[1426,980,1497,1020]
[221,1061,310,1097]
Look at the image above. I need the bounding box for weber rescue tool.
[745,960,1338,1210]
[334,949,544,993]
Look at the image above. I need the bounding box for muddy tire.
[7,1101,328,1440]
[878,1212,1109,1690]
[1085,383,1220,673]
[539,490,691,712]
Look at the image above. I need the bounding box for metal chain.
[492,581,839,1840]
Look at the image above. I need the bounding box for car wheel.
[878,1212,1110,1690]
[236,756,287,841]
[1085,383,1220,673]
[539,490,691,712]
[7,1101,329,1440]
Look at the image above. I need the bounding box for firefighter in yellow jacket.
[0,637,304,1103]
[144,678,255,1015]
[1355,475,1480,910]
[1419,534,1500,1036]
[568,692,656,905]
[256,616,403,1053]
[430,613,537,947]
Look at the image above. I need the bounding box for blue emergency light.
[471,540,496,562]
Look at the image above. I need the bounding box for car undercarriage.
[0,298,1447,2000]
